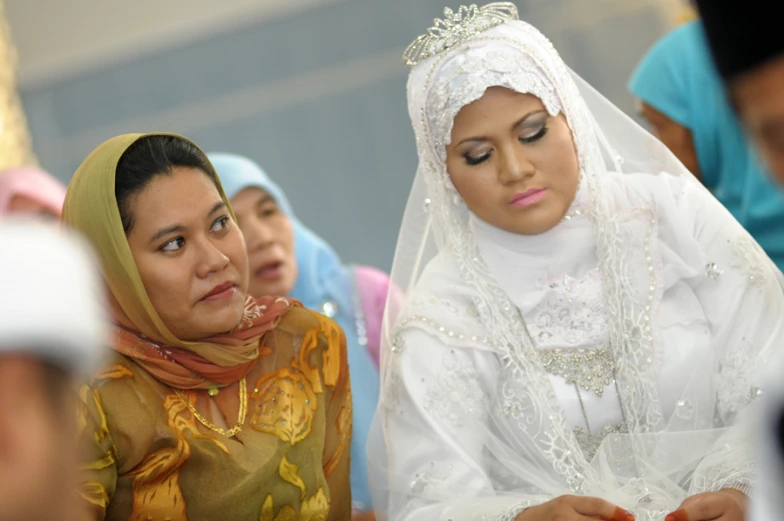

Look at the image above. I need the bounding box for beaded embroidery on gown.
[367,4,784,521]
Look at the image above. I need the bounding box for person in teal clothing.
[629,20,784,271]
[209,153,389,519]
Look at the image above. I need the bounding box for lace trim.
[409,461,453,497]
[716,337,763,424]
[731,234,768,286]
[530,269,608,349]
[426,48,562,162]
[481,501,539,521]
[423,349,486,427]
[690,441,755,495]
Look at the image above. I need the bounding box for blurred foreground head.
[695,6,784,517]
[0,221,106,521]
[696,0,784,184]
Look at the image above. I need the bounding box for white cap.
[0,220,107,374]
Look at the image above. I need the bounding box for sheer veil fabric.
[367,9,784,521]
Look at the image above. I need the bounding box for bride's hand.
[514,495,635,521]
[666,488,747,521]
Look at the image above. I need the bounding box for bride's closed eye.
[461,117,550,166]
[519,123,548,143]
[464,149,493,166]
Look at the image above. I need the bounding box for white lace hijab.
[368,17,784,521]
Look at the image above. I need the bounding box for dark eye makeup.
[465,151,492,166]
[462,120,549,166]
[519,121,548,142]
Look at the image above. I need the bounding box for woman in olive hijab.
[65,133,352,521]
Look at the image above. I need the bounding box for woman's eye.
[519,125,548,144]
[160,237,185,252]
[210,216,231,233]
[464,150,492,166]
[258,206,278,218]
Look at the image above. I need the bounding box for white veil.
[368,5,784,521]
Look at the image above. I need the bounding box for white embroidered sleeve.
[672,176,784,496]
[382,328,548,521]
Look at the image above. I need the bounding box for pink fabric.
[0,167,66,217]
[354,265,392,369]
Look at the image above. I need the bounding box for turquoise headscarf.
[209,153,379,510]
[629,21,784,271]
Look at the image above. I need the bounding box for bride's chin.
[506,210,563,235]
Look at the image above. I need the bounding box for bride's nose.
[497,143,535,185]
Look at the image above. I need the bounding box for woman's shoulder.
[604,170,695,214]
[352,265,391,288]
[276,305,336,334]
[89,350,142,388]
[274,306,346,358]
[393,252,499,350]
[414,252,473,300]
[82,350,161,462]
[352,264,388,279]
[263,306,348,390]
[349,265,392,366]
[87,350,166,414]
[350,265,392,312]
[351,265,392,306]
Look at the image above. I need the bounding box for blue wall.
[19,0,667,271]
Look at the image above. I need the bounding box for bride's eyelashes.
[462,124,549,166]
[520,124,548,144]
[464,150,492,165]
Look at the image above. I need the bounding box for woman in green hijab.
[65,133,352,521]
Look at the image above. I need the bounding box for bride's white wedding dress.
[368,4,784,521]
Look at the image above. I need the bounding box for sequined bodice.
[526,267,624,459]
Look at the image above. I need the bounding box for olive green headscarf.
[62,133,293,384]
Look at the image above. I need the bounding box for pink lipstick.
[509,188,547,207]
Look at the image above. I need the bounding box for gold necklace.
[175,377,247,437]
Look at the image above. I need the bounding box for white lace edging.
[480,500,542,521]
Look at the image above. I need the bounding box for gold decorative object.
[0,0,37,170]
[176,377,247,437]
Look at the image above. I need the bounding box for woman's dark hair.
[115,135,215,233]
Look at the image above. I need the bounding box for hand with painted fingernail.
[666,488,747,521]
[514,494,634,521]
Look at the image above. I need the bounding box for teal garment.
[629,21,784,271]
[208,153,379,511]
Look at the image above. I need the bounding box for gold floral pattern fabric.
[77,308,352,521]
[250,367,319,445]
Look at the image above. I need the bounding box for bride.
[368,3,784,521]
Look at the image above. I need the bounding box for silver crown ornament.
[402,2,519,68]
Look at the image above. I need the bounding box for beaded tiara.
[402,2,519,68]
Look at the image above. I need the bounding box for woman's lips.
[509,188,547,207]
[201,281,238,301]
[255,261,284,281]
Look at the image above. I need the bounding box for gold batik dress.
[78,307,352,521]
